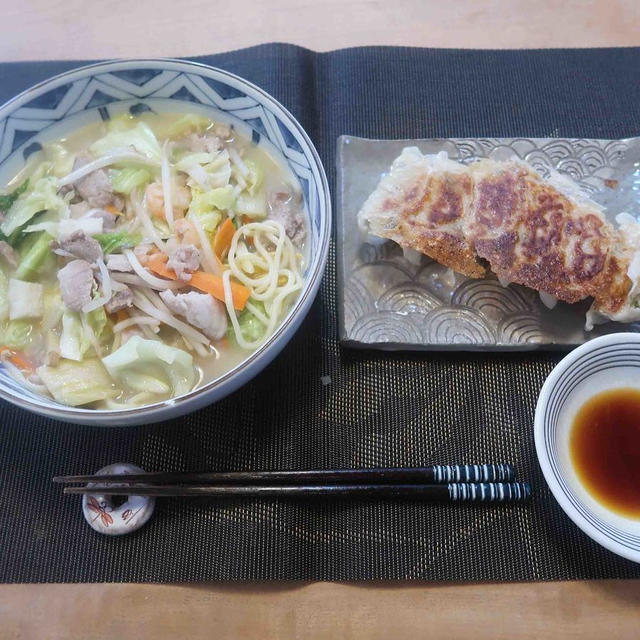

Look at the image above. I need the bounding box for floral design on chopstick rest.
[82,463,155,536]
[337,135,640,350]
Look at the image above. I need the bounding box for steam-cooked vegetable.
[8,279,44,320]
[109,167,154,194]
[94,231,142,254]
[90,121,162,162]
[1,177,67,237]
[15,232,54,281]
[0,179,29,212]
[102,335,196,397]
[37,358,115,406]
[0,320,33,349]
[0,112,306,408]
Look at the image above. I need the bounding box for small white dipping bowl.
[535,332,640,564]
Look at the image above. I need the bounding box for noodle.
[223,220,303,349]
[161,141,174,230]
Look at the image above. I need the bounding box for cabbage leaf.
[90,121,162,162]
[1,177,68,237]
[93,231,142,254]
[175,149,231,191]
[37,358,115,406]
[102,335,196,398]
[109,167,153,194]
[0,319,33,349]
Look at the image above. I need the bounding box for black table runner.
[2,44,640,582]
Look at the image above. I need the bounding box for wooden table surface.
[3,1,640,638]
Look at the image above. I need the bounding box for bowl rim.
[0,57,331,422]
[534,331,640,564]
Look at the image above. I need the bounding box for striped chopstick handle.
[432,464,514,483]
[448,482,531,502]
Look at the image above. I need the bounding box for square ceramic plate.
[336,135,640,351]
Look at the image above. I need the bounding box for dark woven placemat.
[1,44,640,582]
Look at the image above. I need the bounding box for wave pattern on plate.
[343,279,375,332]
[339,134,640,349]
[451,279,536,322]
[377,283,441,314]
[423,306,496,345]
[350,311,424,344]
[498,313,552,345]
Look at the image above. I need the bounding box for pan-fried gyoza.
[358,147,640,329]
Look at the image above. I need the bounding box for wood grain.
[3,580,640,639]
[2,0,640,61]
[2,1,640,638]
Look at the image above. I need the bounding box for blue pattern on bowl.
[0,59,331,425]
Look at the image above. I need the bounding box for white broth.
[0,113,307,408]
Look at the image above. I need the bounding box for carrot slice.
[105,205,122,216]
[146,254,250,311]
[190,271,250,311]
[116,309,128,323]
[213,218,235,259]
[0,347,33,373]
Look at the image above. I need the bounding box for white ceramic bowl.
[0,59,331,425]
[535,332,640,563]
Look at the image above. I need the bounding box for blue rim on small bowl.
[0,59,331,425]
[535,332,640,564]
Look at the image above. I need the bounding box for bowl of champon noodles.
[0,59,330,425]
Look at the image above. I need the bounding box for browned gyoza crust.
[359,152,485,278]
[397,170,485,278]
[468,161,630,313]
[358,150,632,314]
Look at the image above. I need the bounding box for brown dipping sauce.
[569,388,640,519]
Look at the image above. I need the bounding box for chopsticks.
[55,464,531,502]
[53,463,515,486]
[61,482,530,501]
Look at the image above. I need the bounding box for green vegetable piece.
[102,335,196,398]
[90,121,162,162]
[37,358,116,406]
[165,114,211,138]
[42,143,74,178]
[176,150,232,190]
[0,179,29,212]
[86,307,108,340]
[1,176,67,237]
[229,303,266,344]
[0,320,33,349]
[109,167,153,194]
[243,159,263,196]
[15,232,53,281]
[0,267,8,322]
[235,191,267,219]
[188,186,235,216]
[93,231,142,254]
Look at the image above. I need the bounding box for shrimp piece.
[174,218,200,246]
[144,182,191,220]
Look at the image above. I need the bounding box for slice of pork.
[72,155,115,209]
[159,290,227,340]
[166,244,200,281]
[105,287,133,314]
[106,254,133,272]
[182,132,225,153]
[268,191,306,247]
[57,259,94,311]
[51,230,103,263]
